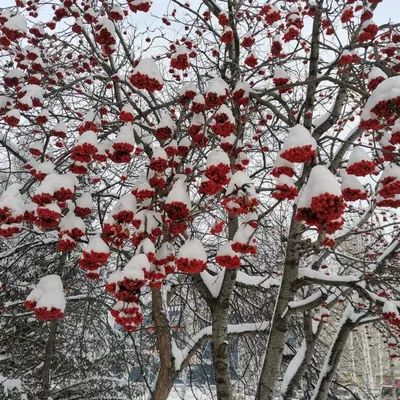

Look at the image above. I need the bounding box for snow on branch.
[173,321,270,371]
[298,268,360,286]
[236,270,280,289]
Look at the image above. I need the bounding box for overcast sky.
[1,0,399,40]
[1,0,400,23]
[138,0,400,25]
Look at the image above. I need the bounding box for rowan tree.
[1,0,400,400]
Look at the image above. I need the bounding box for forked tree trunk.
[255,218,301,400]
[312,320,354,400]
[256,3,324,398]
[281,314,321,400]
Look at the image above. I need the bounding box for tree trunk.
[211,214,238,400]
[212,298,234,400]
[312,321,354,400]
[255,218,301,400]
[256,4,323,398]
[38,252,67,399]
[151,289,175,400]
[39,320,58,400]
[282,314,321,400]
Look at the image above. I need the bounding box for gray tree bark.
[312,321,353,400]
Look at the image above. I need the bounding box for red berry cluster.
[346,160,376,176]
[296,193,345,233]
[154,127,173,141]
[95,27,116,56]
[171,53,190,70]
[111,302,143,332]
[32,306,64,321]
[358,23,378,43]
[36,207,62,230]
[260,5,281,25]
[71,142,98,163]
[231,241,257,255]
[221,30,234,44]
[280,145,316,163]
[119,110,134,123]
[342,187,368,201]
[176,257,207,274]
[205,163,231,185]
[367,76,385,92]
[232,88,249,106]
[221,195,258,216]
[164,201,190,221]
[129,71,163,92]
[272,184,298,200]
[128,0,151,13]
[199,179,223,196]
[216,254,241,269]
[270,166,296,178]
[241,36,255,48]
[245,54,258,67]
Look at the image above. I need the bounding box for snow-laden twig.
[173,321,270,371]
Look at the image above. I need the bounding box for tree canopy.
[1,0,400,399]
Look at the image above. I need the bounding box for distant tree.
[1,1,400,400]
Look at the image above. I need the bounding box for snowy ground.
[166,385,261,400]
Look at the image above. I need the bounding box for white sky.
[1,0,400,25]
[141,0,400,25]
[0,0,399,56]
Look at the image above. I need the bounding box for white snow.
[137,237,155,255]
[133,58,163,84]
[215,104,235,123]
[27,275,66,311]
[76,192,92,209]
[281,124,317,153]
[123,254,149,280]
[178,238,207,261]
[59,208,86,234]
[200,268,225,298]
[152,147,168,161]
[4,14,27,33]
[114,124,136,146]
[87,234,109,253]
[179,82,197,96]
[232,80,252,96]
[157,114,176,131]
[298,268,359,283]
[297,165,341,208]
[287,291,322,309]
[340,171,365,191]
[232,224,256,244]
[361,75,400,120]
[205,78,229,97]
[76,129,98,148]
[111,193,137,215]
[174,321,270,371]
[226,171,256,197]
[347,147,371,166]
[165,178,191,208]
[368,66,387,82]
[236,271,279,289]
[277,174,296,188]
[280,340,307,397]
[206,148,230,167]
[0,375,23,396]
[274,68,290,80]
